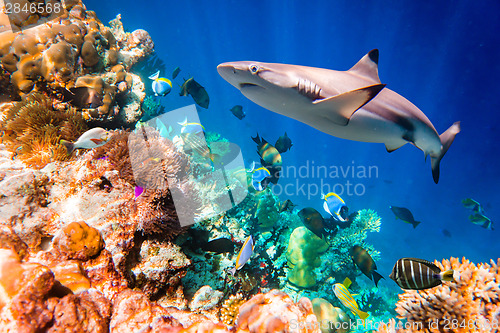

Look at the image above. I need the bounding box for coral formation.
[375,257,500,333]
[0,92,87,168]
[235,289,320,332]
[52,220,104,260]
[311,298,351,333]
[220,293,246,326]
[0,3,151,127]
[286,226,329,288]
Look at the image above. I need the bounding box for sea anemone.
[0,92,87,168]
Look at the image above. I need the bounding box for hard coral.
[220,293,246,327]
[236,289,320,333]
[376,257,500,333]
[286,226,329,288]
[53,221,104,260]
[0,92,87,168]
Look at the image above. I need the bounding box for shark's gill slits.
[296,78,323,101]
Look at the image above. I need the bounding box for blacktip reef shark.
[217,49,460,183]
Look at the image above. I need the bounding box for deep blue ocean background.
[85,0,499,279]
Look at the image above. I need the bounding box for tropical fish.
[180,77,210,109]
[202,237,235,254]
[441,229,451,237]
[230,105,246,120]
[390,258,454,290]
[180,132,219,166]
[148,70,172,96]
[323,192,348,222]
[178,118,205,134]
[60,127,111,154]
[298,207,326,239]
[278,199,297,213]
[333,277,369,323]
[469,213,493,230]
[248,162,271,191]
[217,49,460,183]
[390,206,421,228]
[252,133,282,184]
[275,132,293,153]
[462,198,484,214]
[349,245,384,287]
[229,235,254,275]
[172,66,181,79]
[63,86,103,108]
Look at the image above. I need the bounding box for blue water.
[86,0,499,276]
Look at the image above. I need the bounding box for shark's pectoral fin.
[385,141,407,153]
[312,84,386,126]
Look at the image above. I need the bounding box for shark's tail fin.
[431,122,460,183]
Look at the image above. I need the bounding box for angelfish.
[229,235,254,275]
[217,49,460,183]
[60,127,111,154]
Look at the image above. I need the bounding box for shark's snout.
[218,61,262,90]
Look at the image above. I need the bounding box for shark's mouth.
[239,83,260,89]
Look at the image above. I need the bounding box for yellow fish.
[333,277,369,323]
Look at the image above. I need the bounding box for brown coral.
[220,293,246,326]
[376,257,500,333]
[235,289,320,333]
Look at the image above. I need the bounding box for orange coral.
[53,221,104,260]
[236,289,320,333]
[376,257,500,333]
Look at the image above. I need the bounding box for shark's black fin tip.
[369,49,379,64]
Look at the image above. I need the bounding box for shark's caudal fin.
[431,122,461,184]
[348,49,381,83]
[312,84,386,126]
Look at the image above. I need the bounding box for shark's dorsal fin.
[348,49,381,83]
[312,84,386,126]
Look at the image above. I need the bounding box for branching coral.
[376,257,500,333]
[0,92,87,168]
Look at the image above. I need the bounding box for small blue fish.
[249,162,271,191]
[178,118,205,134]
[229,235,254,275]
[323,192,347,222]
[148,70,172,96]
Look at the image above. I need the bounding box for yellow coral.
[286,226,329,288]
[220,293,246,326]
[376,257,500,333]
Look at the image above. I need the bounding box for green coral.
[254,190,280,228]
[286,226,329,288]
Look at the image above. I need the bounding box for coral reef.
[0,3,151,127]
[0,92,87,168]
[286,226,329,288]
[235,289,320,332]
[375,257,500,333]
[220,293,246,327]
[52,220,104,260]
[311,298,351,333]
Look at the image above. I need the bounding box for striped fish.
[333,277,369,323]
[389,258,454,290]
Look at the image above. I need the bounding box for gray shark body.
[217,50,460,183]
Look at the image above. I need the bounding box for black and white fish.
[390,258,454,290]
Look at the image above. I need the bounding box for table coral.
[286,226,329,288]
[375,257,500,333]
[236,289,320,333]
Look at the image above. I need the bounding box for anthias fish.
[390,258,454,290]
[60,127,111,154]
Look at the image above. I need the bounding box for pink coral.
[236,289,320,333]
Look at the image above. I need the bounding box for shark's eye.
[250,65,259,74]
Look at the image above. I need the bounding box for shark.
[217,49,460,183]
